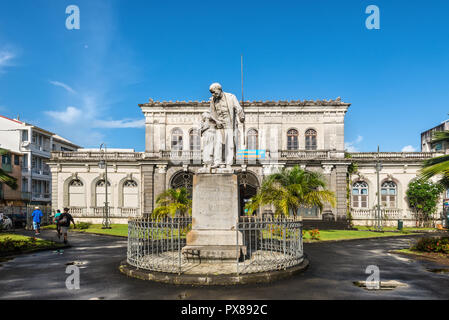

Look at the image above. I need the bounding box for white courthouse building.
[47,97,446,227]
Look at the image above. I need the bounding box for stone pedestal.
[183,173,245,262]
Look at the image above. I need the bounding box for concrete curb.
[119,258,309,286]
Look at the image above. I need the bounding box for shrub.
[413,237,449,254]
[76,222,91,230]
[308,229,321,240]
[1,236,41,253]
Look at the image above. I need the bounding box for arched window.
[189,129,201,151]
[123,180,138,208]
[305,129,317,150]
[287,129,299,150]
[171,128,183,151]
[95,179,111,207]
[69,179,84,207]
[352,181,368,208]
[381,181,397,208]
[247,129,258,150]
[170,171,193,198]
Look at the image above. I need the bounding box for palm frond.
[0,168,18,190]
[431,131,449,144]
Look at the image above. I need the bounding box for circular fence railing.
[127,216,304,275]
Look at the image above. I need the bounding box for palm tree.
[421,130,449,189]
[0,148,18,190]
[245,165,336,217]
[152,187,192,219]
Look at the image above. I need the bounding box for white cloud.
[45,105,144,129]
[49,81,77,94]
[45,106,82,124]
[345,135,363,152]
[401,145,416,152]
[0,51,14,66]
[94,119,145,128]
[0,50,15,73]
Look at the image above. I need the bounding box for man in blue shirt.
[32,206,43,235]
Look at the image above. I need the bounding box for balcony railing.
[50,150,442,163]
[21,192,31,201]
[51,151,145,161]
[31,193,51,201]
[349,152,445,159]
[31,168,50,176]
[67,207,140,218]
[30,143,51,153]
[351,208,406,219]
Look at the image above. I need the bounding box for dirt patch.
[353,280,408,290]
[427,268,449,274]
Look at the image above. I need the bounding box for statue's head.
[209,82,222,100]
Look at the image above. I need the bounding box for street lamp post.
[375,145,383,232]
[99,143,111,229]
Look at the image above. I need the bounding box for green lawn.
[43,224,129,237]
[354,226,437,232]
[42,223,426,242]
[303,229,415,242]
[0,233,64,256]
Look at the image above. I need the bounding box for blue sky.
[0,0,448,152]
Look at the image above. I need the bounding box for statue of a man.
[199,110,218,171]
[209,83,245,169]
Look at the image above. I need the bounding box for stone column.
[153,164,167,208]
[141,164,155,217]
[321,164,334,216]
[50,168,58,213]
[335,165,348,221]
[145,114,154,153]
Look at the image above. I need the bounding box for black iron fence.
[127,216,304,275]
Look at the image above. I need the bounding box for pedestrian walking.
[54,209,62,238]
[31,206,43,235]
[58,208,76,245]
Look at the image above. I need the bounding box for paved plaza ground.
[1,229,449,300]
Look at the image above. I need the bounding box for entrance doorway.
[238,172,259,216]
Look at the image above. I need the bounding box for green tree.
[421,130,449,189]
[152,187,192,219]
[0,148,18,190]
[245,165,336,217]
[406,179,443,227]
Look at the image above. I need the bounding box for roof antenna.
[17,114,20,121]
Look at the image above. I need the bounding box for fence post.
[178,220,181,275]
[236,218,239,276]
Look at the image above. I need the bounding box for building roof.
[139,97,351,108]
[52,134,81,148]
[0,114,23,124]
